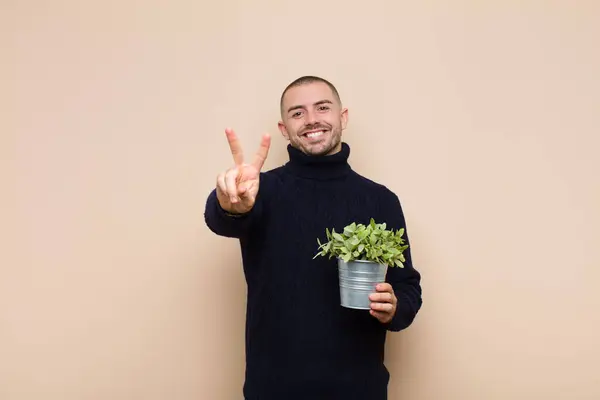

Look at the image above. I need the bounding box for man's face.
[278,82,348,156]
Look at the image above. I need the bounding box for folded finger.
[376,283,393,293]
[370,309,391,323]
[216,172,227,196]
[370,302,394,313]
[369,292,393,303]
[225,168,239,202]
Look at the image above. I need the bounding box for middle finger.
[369,292,393,303]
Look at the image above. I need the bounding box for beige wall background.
[3,1,599,399]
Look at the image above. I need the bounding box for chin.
[306,149,329,156]
[306,143,338,156]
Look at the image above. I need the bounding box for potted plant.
[314,219,409,310]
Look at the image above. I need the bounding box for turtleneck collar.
[284,142,352,180]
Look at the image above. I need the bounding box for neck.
[284,142,352,180]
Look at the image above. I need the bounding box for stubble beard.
[293,126,342,156]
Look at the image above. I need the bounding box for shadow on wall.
[384,215,432,400]
[196,230,248,393]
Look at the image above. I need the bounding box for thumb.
[238,181,258,205]
[237,181,253,197]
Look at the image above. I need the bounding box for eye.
[291,111,302,118]
[318,105,330,111]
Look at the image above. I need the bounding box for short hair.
[279,75,342,113]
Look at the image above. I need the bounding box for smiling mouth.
[303,130,326,139]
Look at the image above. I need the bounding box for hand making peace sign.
[216,128,271,215]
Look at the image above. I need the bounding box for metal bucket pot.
[338,258,388,310]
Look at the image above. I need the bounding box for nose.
[304,109,318,125]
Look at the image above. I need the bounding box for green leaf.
[313,220,409,266]
[343,223,356,236]
[332,232,344,242]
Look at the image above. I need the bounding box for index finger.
[225,128,244,166]
[252,133,271,171]
[375,283,393,293]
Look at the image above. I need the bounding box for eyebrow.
[287,99,333,114]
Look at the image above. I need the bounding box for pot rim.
[337,257,386,265]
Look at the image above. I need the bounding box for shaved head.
[280,76,341,116]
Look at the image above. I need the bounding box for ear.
[278,121,290,140]
[340,108,349,130]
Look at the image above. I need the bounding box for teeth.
[306,131,324,138]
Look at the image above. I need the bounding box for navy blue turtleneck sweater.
[204,143,422,400]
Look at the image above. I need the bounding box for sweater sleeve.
[203,187,263,239]
[382,191,423,332]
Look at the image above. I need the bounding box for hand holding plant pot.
[314,219,409,311]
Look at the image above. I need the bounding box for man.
[204,76,422,399]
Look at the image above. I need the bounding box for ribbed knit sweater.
[204,142,422,400]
